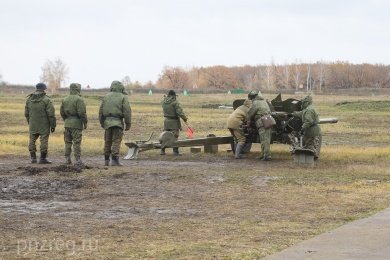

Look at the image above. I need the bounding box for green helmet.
[301,95,313,109]
[248,90,258,99]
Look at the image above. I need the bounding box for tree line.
[4,58,389,92]
[155,62,390,91]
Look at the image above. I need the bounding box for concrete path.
[264,207,390,260]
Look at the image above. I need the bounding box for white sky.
[1,0,390,88]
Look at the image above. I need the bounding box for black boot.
[173,147,181,156]
[39,152,52,164]
[160,148,166,155]
[241,143,252,154]
[74,156,83,167]
[260,155,272,161]
[235,143,243,159]
[65,156,72,165]
[30,152,37,164]
[111,156,123,166]
[104,155,110,166]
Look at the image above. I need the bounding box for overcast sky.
[1,0,390,88]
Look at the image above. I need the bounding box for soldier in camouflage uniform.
[247,90,272,161]
[291,95,322,159]
[99,81,131,166]
[227,99,252,159]
[161,90,188,155]
[25,83,56,164]
[60,83,88,166]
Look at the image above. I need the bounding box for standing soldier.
[160,90,188,155]
[25,83,56,164]
[60,83,88,166]
[247,90,272,161]
[227,99,252,159]
[289,95,322,159]
[99,81,131,166]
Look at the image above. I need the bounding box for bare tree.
[306,64,311,91]
[188,67,200,89]
[40,58,69,93]
[121,75,132,88]
[317,61,327,91]
[293,61,301,90]
[156,66,189,89]
[283,63,290,89]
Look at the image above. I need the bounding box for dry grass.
[0,92,390,258]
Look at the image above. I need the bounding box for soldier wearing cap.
[25,83,56,164]
[161,90,188,155]
[60,83,88,166]
[247,90,272,161]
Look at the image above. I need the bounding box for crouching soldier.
[227,99,252,159]
[60,83,88,166]
[99,81,131,166]
[25,83,56,164]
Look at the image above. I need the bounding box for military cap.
[168,90,177,96]
[248,90,258,98]
[36,83,47,90]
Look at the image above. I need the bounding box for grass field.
[0,91,389,258]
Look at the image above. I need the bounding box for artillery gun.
[124,94,337,160]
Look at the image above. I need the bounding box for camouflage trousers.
[258,127,271,158]
[28,133,50,153]
[164,128,179,150]
[64,128,83,159]
[229,128,246,144]
[304,135,322,158]
[164,128,180,139]
[104,126,123,157]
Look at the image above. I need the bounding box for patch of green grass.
[335,100,390,112]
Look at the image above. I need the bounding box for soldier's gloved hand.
[287,113,294,118]
[84,123,87,130]
[51,128,55,133]
[300,129,305,136]
[125,125,130,131]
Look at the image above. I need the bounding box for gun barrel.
[319,118,338,124]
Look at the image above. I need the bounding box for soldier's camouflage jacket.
[60,83,87,130]
[161,95,187,130]
[25,90,56,135]
[293,95,321,138]
[99,81,131,130]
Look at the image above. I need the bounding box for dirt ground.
[0,153,284,259]
[1,150,389,259]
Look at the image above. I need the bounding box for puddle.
[0,199,76,214]
[251,176,278,187]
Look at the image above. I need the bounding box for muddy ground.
[1,151,389,259]
[0,153,284,259]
